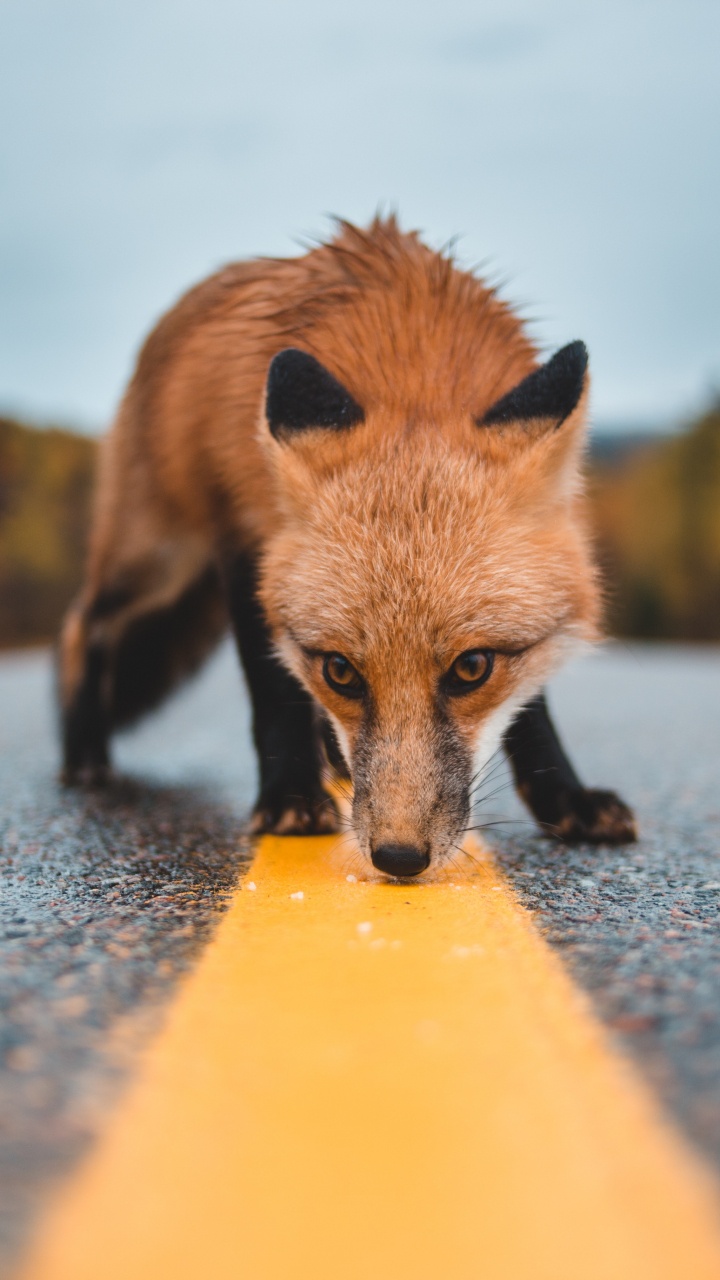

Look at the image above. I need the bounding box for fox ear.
[265,348,365,440]
[479,341,588,431]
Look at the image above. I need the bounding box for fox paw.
[60,761,112,788]
[249,786,341,836]
[538,786,637,845]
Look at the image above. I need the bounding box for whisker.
[471,779,515,806]
[467,753,507,790]
[462,818,538,833]
[446,846,469,876]
[331,778,354,801]
[448,842,482,871]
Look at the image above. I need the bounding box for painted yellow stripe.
[21,835,720,1280]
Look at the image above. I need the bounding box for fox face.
[259,346,600,876]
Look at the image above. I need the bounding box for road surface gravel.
[0,640,719,1271]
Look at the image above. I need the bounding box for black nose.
[371,843,430,877]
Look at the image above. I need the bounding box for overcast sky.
[1,0,718,432]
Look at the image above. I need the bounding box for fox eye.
[445,649,495,695]
[322,653,365,699]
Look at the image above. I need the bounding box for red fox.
[59,217,635,877]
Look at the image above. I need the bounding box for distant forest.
[0,418,95,648]
[1,407,719,649]
[592,404,720,641]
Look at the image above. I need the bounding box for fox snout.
[350,712,472,879]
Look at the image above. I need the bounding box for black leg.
[503,693,636,844]
[60,642,111,785]
[59,565,226,785]
[224,554,340,835]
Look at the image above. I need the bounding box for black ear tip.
[266,347,364,440]
[267,347,315,388]
[555,340,588,376]
[480,340,589,429]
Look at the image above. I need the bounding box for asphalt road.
[1,640,719,1272]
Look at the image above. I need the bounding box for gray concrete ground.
[0,640,719,1272]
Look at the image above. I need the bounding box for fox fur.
[59,216,635,874]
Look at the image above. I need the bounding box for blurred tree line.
[592,402,720,641]
[0,417,95,648]
[0,406,719,648]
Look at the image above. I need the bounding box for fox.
[58,216,636,877]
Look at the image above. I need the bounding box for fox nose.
[371,843,430,877]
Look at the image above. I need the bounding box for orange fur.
[60,216,602,864]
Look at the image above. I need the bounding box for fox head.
[259,345,599,877]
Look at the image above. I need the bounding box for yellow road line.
[21,835,720,1280]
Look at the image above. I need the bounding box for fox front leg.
[503,694,637,844]
[223,554,341,836]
